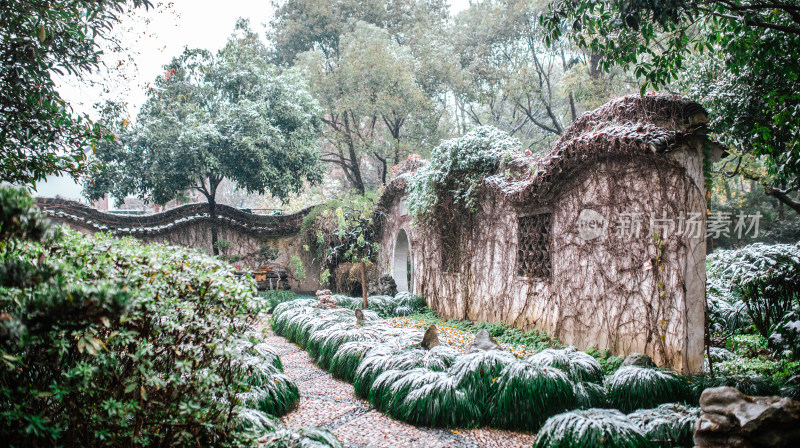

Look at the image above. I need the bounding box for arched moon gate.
[392,229,412,292]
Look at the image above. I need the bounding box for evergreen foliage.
[628,403,700,448]
[528,347,604,383]
[0,187,302,446]
[490,361,577,431]
[534,409,652,448]
[607,367,688,412]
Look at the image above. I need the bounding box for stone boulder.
[621,352,657,368]
[693,386,800,447]
[368,275,398,297]
[467,330,504,353]
[420,325,440,350]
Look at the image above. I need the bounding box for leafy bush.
[607,366,688,412]
[573,381,609,409]
[329,340,380,382]
[407,126,522,223]
[628,403,699,447]
[490,361,576,430]
[707,243,800,338]
[688,375,779,400]
[0,188,301,446]
[534,409,651,448]
[770,310,800,359]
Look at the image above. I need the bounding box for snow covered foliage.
[573,381,609,409]
[449,350,519,404]
[707,243,800,338]
[490,361,577,430]
[628,403,700,447]
[770,310,800,359]
[607,366,687,412]
[329,340,380,382]
[332,292,426,317]
[407,126,522,223]
[689,375,779,399]
[706,276,751,335]
[370,368,482,427]
[527,347,604,383]
[261,427,344,448]
[534,409,650,448]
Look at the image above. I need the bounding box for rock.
[467,330,504,353]
[693,386,800,448]
[355,308,365,325]
[367,274,397,297]
[420,325,440,350]
[316,289,333,297]
[621,352,657,368]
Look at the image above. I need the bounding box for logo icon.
[577,209,608,241]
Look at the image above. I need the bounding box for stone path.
[265,332,537,448]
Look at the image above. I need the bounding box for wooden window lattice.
[517,213,552,278]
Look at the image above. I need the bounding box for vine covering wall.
[36,198,322,291]
[377,94,724,374]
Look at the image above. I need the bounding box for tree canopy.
[541,0,800,209]
[0,0,151,186]
[86,21,322,253]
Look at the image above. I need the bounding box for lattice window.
[441,226,461,273]
[517,213,552,278]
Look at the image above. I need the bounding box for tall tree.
[298,22,436,191]
[542,0,800,212]
[270,0,453,192]
[0,0,151,186]
[86,21,322,254]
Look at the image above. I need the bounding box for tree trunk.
[361,262,368,310]
[209,196,219,255]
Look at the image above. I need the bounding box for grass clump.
[370,369,482,428]
[329,340,380,382]
[534,409,652,448]
[527,347,604,383]
[449,350,518,404]
[490,361,576,431]
[261,290,299,313]
[262,427,344,448]
[628,403,700,447]
[607,366,688,412]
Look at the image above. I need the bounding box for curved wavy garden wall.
[377,95,720,374]
[36,198,322,291]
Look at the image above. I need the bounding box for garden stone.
[694,386,800,447]
[467,329,504,353]
[621,352,657,368]
[420,325,440,349]
[355,308,365,325]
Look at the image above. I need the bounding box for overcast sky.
[35,0,471,201]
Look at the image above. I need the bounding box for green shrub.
[370,368,482,428]
[770,310,800,359]
[607,366,688,412]
[534,409,652,448]
[527,347,604,383]
[0,188,295,446]
[490,361,576,430]
[688,375,779,401]
[628,403,700,448]
[353,342,447,398]
[707,243,800,339]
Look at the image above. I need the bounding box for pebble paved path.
[265,330,538,448]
